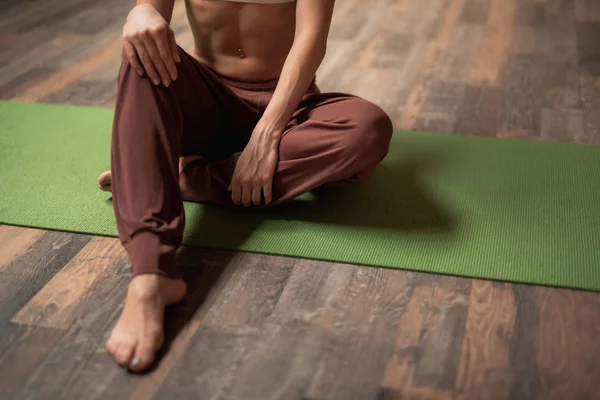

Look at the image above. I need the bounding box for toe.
[129,329,162,372]
[129,345,157,372]
[106,337,135,367]
[98,171,111,186]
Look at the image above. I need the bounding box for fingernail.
[153,79,160,85]
[164,81,171,87]
[130,358,141,368]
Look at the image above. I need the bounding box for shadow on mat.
[263,160,454,231]
[185,150,455,236]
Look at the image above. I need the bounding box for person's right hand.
[122,4,181,87]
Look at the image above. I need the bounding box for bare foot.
[106,274,187,372]
[98,171,112,192]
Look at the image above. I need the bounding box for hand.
[229,124,281,207]
[122,4,181,87]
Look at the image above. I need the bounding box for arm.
[135,0,176,23]
[123,0,180,87]
[229,0,336,207]
[259,0,336,137]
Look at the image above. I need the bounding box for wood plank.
[536,287,600,399]
[380,275,436,394]
[317,0,395,90]
[381,40,429,123]
[0,324,64,399]
[574,0,600,22]
[507,284,541,400]
[460,0,490,25]
[305,265,414,399]
[434,23,484,84]
[10,35,122,103]
[411,276,471,391]
[398,0,466,130]
[223,319,324,400]
[9,248,131,400]
[414,80,466,134]
[540,108,585,143]
[0,231,91,325]
[580,75,600,144]
[12,237,126,329]
[454,281,515,400]
[40,78,117,106]
[454,85,504,136]
[498,54,545,139]
[468,0,517,86]
[0,225,45,270]
[576,22,600,76]
[153,325,261,400]
[380,274,470,399]
[544,0,581,110]
[198,252,295,328]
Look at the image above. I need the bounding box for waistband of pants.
[212,68,317,92]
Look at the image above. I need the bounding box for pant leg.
[179,93,392,208]
[111,47,257,278]
[271,94,393,204]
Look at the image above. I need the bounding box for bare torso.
[185,0,297,81]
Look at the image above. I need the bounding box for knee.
[339,99,393,162]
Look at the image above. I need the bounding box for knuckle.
[150,25,165,35]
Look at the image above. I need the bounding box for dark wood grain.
[0,225,45,269]
[454,281,515,400]
[454,85,504,136]
[576,22,600,75]
[536,287,600,400]
[508,285,541,400]
[304,264,413,400]
[412,276,471,390]
[0,231,90,326]
[0,324,64,399]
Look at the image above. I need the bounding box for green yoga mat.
[1,101,599,291]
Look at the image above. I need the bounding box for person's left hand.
[229,122,282,207]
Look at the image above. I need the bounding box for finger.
[123,42,144,76]
[132,38,161,85]
[241,182,252,207]
[231,180,241,206]
[263,181,273,205]
[252,185,262,206]
[168,29,181,64]
[155,29,178,81]
[142,35,171,86]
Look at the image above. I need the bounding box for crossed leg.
[100,48,392,372]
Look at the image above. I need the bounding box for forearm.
[134,0,175,23]
[260,38,326,138]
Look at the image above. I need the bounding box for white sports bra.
[212,0,295,3]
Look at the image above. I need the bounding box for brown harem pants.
[111,47,393,278]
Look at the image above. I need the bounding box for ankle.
[128,274,164,301]
[128,274,187,305]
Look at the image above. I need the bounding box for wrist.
[255,117,286,142]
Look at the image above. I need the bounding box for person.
[97,0,393,372]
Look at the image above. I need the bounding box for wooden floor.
[2,0,600,399]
